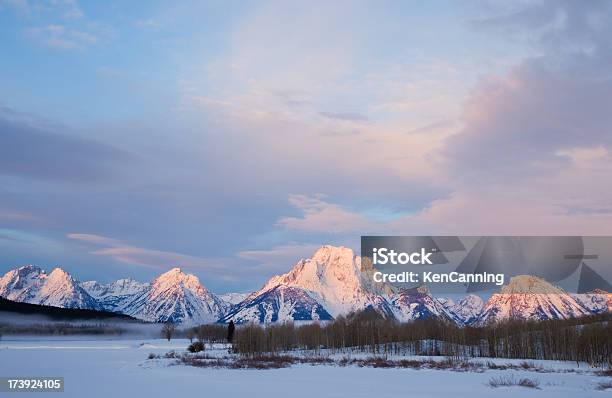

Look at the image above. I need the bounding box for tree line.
[231,309,612,368]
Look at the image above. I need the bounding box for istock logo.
[373,248,434,265]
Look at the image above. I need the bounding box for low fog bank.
[0,311,168,338]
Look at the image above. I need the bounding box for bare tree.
[162,322,176,341]
[228,309,611,368]
[186,328,195,343]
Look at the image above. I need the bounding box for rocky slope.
[0,265,100,310]
[1,251,609,325]
[121,268,227,324]
[473,275,591,325]
[223,246,395,323]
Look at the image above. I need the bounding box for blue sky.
[1,0,611,293]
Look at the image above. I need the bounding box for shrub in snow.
[188,341,205,353]
[488,375,540,389]
[597,381,612,391]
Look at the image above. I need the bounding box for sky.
[1,0,611,293]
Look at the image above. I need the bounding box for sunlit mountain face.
[1,246,609,325]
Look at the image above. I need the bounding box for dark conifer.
[227,320,235,343]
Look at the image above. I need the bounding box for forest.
[228,310,612,368]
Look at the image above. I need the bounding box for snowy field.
[0,337,609,398]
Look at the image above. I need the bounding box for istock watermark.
[360,236,612,294]
[372,247,434,265]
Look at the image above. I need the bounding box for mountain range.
[0,245,609,325]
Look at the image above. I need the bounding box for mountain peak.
[311,245,354,264]
[461,294,484,307]
[48,267,73,280]
[476,275,590,324]
[160,267,185,277]
[252,245,392,319]
[154,267,203,291]
[121,267,224,324]
[441,294,484,325]
[18,264,44,273]
[501,275,563,295]
[391,285,452,322]
[0,265,100,310]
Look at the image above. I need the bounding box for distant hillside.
[0,297,141,322]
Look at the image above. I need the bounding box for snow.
[0,337,607,398]
[0,265,100,310]
[439,294,484,325]
[122,268,226,324]
[390,286,453,322]
[573,290,612,313]
[82,278,149,300]
[81,278,150,313]
[228,246,397,322]
[0,266,226,324]
[218,292,249,305]
[2,253,610,326]
[221,285,332,323]
[261,245,378,316]
[475,275,592,324]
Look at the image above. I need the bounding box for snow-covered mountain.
[218,292,249,305]
[263,246,388,315]
[223,246,394,323]
[81,278,149,313]
[474,275,592,325]
[1,255,609,325]
[120,268,226,325]
[0,265,101,310]
[220,285,333,324]
[390,286,455,322]
[0,265,225,324]
[438,295,484,325]
[220,246,464,324]
[573,289,612,314]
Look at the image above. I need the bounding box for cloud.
[66,232,302,288]
[67,233,228,272]
[1,0,83,18]
[135,18,161,30]
[84,1,612,283]
[2,0,612,292]
[470,0,612,54]
[272,145,612,236]
[318,111,368,123]
[441,1,612,183]
[389,1,612,235]
[176,1,467,205]
[441,61,612,183]
[0,107,131,182]
[66,233,122,246]
[0,0,28,12]
[277,194,381,234]
[28,24,96,49]
[0,211,46,225]
[237,243,320,273]
[2,0,108,50]
[399,146,612,234]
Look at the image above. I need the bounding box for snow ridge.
[121,268,227,325]
[438,295,484,325]
[0,265,100,310]
[474,275,591,325]
[1,251,610,325]
[226,246,396,323]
